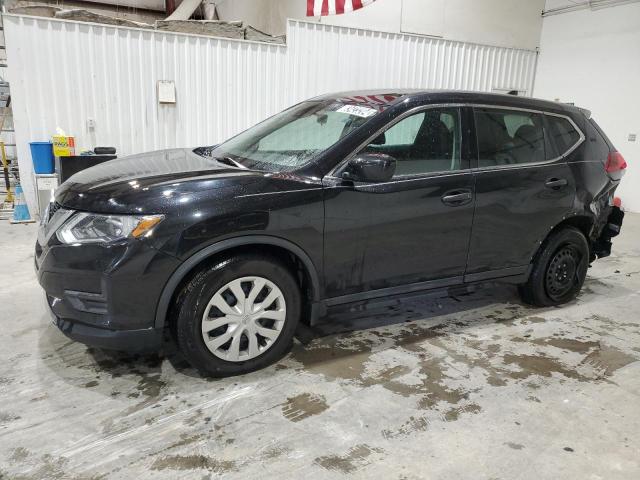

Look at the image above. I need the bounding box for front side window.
[363,108,462,176]
[198,100,383,171]
[474,108,545,167]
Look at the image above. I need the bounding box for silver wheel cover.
[201,276,286,362]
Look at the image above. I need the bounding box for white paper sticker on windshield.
[336,104,378,118]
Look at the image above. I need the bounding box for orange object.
[131,216,164,238]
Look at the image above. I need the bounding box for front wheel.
[175,254,301,377]
[519,227,589,307]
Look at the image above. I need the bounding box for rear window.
[546,115,581,156]
[474,108,546,167]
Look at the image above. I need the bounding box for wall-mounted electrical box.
[157,80,176,104]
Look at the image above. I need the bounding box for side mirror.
[342,153,396,183]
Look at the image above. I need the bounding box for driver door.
[322,106,475,302]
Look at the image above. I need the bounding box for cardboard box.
[52,135,75,157]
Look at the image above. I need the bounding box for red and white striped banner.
[338,94,400,106]
[306,0,377,16]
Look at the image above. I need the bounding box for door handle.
[441,190,472,206]
[545,178,568,190]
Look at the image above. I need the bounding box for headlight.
[57,213,164,244]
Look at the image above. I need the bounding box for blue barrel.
[30,141,55,174]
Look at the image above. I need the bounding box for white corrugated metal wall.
[287,20,537,103]
[4,14,537,211]
[4,15,288,211]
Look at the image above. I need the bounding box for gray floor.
[1,215,640,480]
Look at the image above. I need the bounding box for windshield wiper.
[214,156,247,169]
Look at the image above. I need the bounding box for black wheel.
[174,254,301,377]
[518,227,589,307]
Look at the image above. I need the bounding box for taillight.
[614,196,622,208]
[605,151,627,173]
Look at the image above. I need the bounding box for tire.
[518,226,589,307]
[174,254,301,377]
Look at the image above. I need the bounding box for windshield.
[195,100,385,172]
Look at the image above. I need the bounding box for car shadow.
[38,282,529,382]
[165,282,528,378]
[300,283,523,339]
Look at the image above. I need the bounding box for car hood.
[55,148,265,214]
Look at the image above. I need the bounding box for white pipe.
[203,1,218,20]
[542,0,640,16]
[80,0,168,11]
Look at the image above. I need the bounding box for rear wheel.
[518,227,589,307]
[175,254,301,377]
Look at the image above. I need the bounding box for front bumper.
[36,209,181,352]
[45,294,163,351]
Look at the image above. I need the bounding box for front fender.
[153,235,322,329]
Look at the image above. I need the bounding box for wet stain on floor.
[282,393,329,422]
[150,455,236,473]
[290,336,375,382]
[443,403,482,422]
[581,345,637,376]
[536,337,600,353]
[260,444,292,460]
[506,442,525,450]
[314,444,384,474]
[290,304,640,451]
[381,415,431,439]
[383,354,470,410]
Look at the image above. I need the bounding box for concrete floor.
[1,216,639,480]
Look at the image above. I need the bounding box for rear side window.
[546,115,581,156]
[474,108,545,167]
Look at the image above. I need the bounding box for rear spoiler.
[578,107,592,119]
[560,101,591,119]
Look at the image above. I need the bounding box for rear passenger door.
[466,107,577,280]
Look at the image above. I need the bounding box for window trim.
[326,102,585,180]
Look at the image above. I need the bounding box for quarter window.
[546,115,581,156]
[363,108,462,176]
[585,119,610,163]
[474,108,546,167]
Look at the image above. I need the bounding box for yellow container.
[52,135,75,157]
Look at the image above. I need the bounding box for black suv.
[36,90,626,376]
